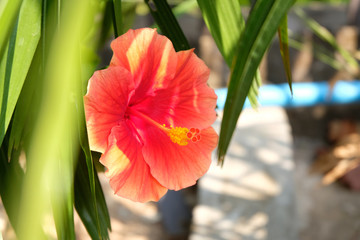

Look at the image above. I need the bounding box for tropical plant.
[0,0,310,238]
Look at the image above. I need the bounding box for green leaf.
[15,0,95,238]
[0,0,41,146]
[0,132,23,235]
[172,0,198,16]
[51,142,76,240]
[296,0,349,4]
[247,70,262,109]
[197,0,261,108]
[2,0,42,235]
[75,4,111,237]
[74,82,111,240]
[98,1,116,48]
[217,0,295,165]
[121,2,138,33]
[0,126,47,238]
[144,0,190,51]
[0,0,23,59]
[74,153,111,240]
[112,0,123,37]
[8,42,42,156]
[197,0,244,67]
[277,15,293,93]
[295,8,359,76]
[288,38,343,71]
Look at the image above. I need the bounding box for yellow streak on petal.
[86,118,106,153]
[154,42,172,89]
[102,144,130,179]
[126,29,156,74]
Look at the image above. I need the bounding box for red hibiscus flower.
[84,28,218,202]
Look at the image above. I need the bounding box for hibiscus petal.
[110,28,177,99]
[101,124,168,202]
[141,126,218,190]
[84,67,134,153]
[135,49,217,129]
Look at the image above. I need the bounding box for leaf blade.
[217,0,295,165]
[144,0,190,51]
[278,15,293,93]
[197,0,244,66]
[112,0,123,37]
[75,89,111,240]
[295,8,359,76]
[74,153,111,240]
[15,0,95,238]
[197,0,261,108]
[0,0,23,59]
[0,0,41,145]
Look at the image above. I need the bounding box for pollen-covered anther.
[167,126,202,146]
[168,126,190,146]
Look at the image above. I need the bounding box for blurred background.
[2,0,360,239]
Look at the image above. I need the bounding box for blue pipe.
[215,80,360,109]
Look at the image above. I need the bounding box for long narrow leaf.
[247,70,262,108]
[172,0,197,16]
[0,0,23,59]
[0,0,41,145]
[76,3,112,238]
[51,137,76,240]
[98,1,115,49]
[2,0,42,235]
[16,0,93,238]
[218,0,295,165]
[0,119,46,238]
[74,153,110,240]
[0,132,24,236]
[278,15,293,93]
[75,78,111,239]
[197,0,244,66]
[145,0,190,51]
[7,51,39,155]
[112,0,123,37]
[295,8,359,76]
[197,0,261,108]
[288,38,343,70]
[120,2,138,33]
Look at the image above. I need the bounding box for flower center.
[167,126,189,146]
[166,125,201,146]
[127,108,201,146]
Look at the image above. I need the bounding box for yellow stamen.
[128,108,201,146]
[167,126,189,146]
